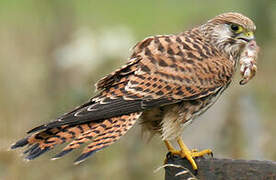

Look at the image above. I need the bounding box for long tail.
[11,112,141,164]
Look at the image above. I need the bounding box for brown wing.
[28,34,234,133]
[97,34,234,100]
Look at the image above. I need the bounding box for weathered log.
[164,153,276,180]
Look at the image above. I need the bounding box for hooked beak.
[237,31,255,42]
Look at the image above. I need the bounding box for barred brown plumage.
[11,12,259,170]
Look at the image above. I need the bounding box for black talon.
[210,152,214,157]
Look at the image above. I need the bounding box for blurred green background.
[1,0,276,179]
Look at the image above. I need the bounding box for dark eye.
[230,24,239,31]
[230,24,243,33]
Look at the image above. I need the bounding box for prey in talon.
[11,12,258,173]
[239,40,259,85]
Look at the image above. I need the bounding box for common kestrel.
[11,12,259,170]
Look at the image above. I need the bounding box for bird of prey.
[11,12,258,170]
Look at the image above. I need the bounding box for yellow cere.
[244,31,254,37]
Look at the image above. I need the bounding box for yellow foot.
[164,138,213,170]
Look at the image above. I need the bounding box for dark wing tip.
[25,146,51,160]
[10,137,29,149]
[27,124,47,134]
[74,150,98,165]
[52,149,74,160]
[23,143,39,154]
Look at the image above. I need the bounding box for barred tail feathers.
[11,112,141,163]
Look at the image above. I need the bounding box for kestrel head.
[201,12,256,56]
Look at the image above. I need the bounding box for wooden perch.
[164,153,276,180]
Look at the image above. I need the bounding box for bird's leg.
[164,140,179,154]
[164,137,212,170]
[164,140,180,164]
